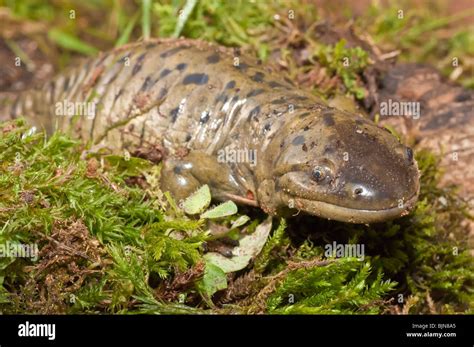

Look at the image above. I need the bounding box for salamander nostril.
[354,187,363,196]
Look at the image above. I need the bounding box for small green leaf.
[200,201,238,219]
[231,215,250,229]
[172,0,198,38]
[204,217,272,273]
[48,28,98,55]
[115,12,139,47]
[197,263,227,300]
[183,185,211,215]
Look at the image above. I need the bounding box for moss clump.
[313,39,370,99]
[0,119,205,313]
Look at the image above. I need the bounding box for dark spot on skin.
[310,141,316,149]
[159,68,172,79]
[251,72,265,83]
[158,87,168,99]
[63,77,70,92]
[140,76,156,91]
[302,143,308,152]
[280,140,285,148]
[106,70,119,85]
[114,89,123,101]
[132,53,146,75]
[293,95,309,101]
[48,81,56,101]
[119,54,130,63]
[176,63,187,71]
[323,112,335,126]
[455,91,472,102]
[170,107,180,123]
[324,145,335,154]
[234,63,249,72]
[263,123,271,132]
[248,105,261,120]
[246,89,265,97]
[292,135,305,145]
[206,53,220,64]
[173,166,182,174]
[160,46,185,58]
[406,147,413,163]
[299,112,310,118]
[268,81,284,89]
[139,119,147,146]
[215,93,228,104]
[183,73,209,85]
[303,125,310,131]
[95,53,109,67]
[271,98,287,104]
[225,80,236,89]
[200,111,210,124]
[284,77,296,86]
[185,134,192,142]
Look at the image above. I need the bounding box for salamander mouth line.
[284,191,419,223]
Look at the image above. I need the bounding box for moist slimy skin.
[2,38,420,223]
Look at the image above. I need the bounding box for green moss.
[0,119,208,313]
[266,260,395,314]
[313,39,370,99]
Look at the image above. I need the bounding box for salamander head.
[259,109,420,223]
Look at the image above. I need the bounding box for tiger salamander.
[0,38,420,223]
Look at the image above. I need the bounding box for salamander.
[0,38,420,223]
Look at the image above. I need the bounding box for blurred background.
[0,0,472,94]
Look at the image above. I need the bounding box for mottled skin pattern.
[0,39,420,223]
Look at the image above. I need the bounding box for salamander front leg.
[160,158,201,203]
[160,151,257,206]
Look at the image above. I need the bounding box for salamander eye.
[311,166,326,182]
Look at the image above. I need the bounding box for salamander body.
[0,38,420,223]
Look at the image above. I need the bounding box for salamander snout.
[264,109,420,223]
